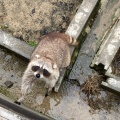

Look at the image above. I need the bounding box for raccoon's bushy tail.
[66,35,78,46]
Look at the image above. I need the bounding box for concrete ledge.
[102,77,120,93]
[0,93,54,120]
[106,66,120,80]
[0,30,34,59]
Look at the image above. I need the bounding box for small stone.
[4,81,13,88]
[93,33,96,36]
[11,75,14,77]
[4,24,8,28]
[5,55,12,62]
[103,24,106,26]
[32,8,35,14]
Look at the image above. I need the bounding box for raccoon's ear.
[35,54,40,59]
[53,63,57,69]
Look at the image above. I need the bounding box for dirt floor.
[0,0,82,43]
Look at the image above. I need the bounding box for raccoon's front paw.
[14,100,21,105]
[45,84,49,89]
[45,92,49,97]
[66,65,72,70]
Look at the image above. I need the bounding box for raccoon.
[15,32,77,104]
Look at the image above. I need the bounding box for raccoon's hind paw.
[72,40,78,46]
[66,65,72,70]
[69,36,78,46]
[45,92,49,97]
[14,100,21,105]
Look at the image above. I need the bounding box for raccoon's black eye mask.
[32,66,40,72]
[32,66,51,77]
[43,69,51,77]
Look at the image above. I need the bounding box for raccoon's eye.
[43,69,50,77]
[31,66,40,72]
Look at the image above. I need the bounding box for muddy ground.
[0,0,82,43]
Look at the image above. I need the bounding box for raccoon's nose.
[36,74,40,78]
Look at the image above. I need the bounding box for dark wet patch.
[88,92,120,112]
[80,72,120,111]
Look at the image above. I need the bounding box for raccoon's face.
[31,65,51,79]
[30,58,58,80]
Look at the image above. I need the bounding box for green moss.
[0,86,10,96]
[0,86,16,100]
[27,41,37,47]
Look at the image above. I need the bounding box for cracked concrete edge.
[104,66,120,92]
[105,66,120,80]
[101,79,120,93]
[0,93,54,120]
